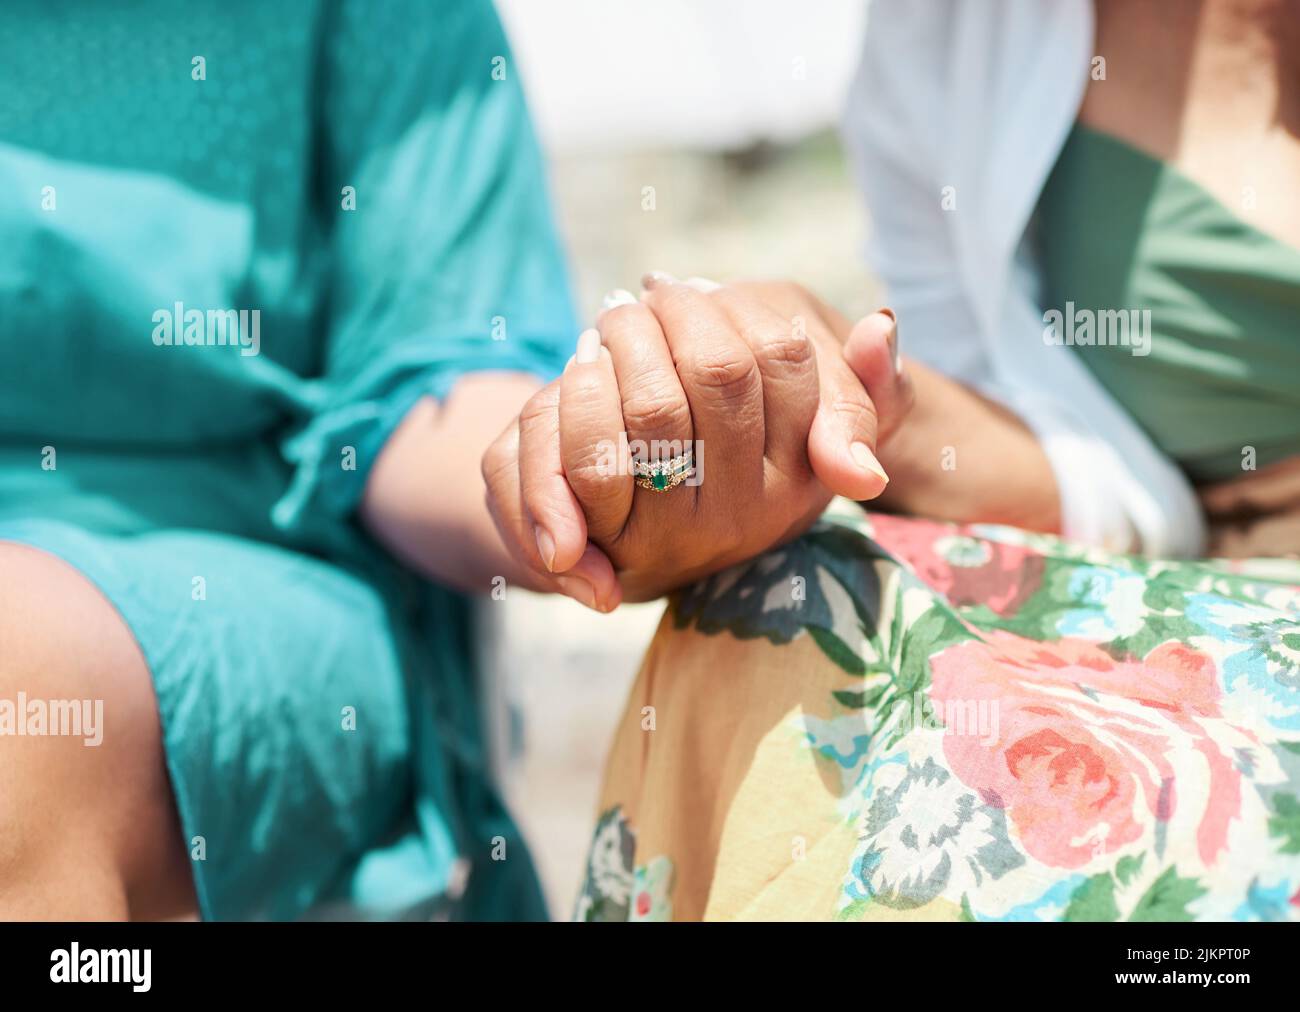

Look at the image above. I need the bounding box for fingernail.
[557,575,598,610]
[851,441,890,484]
[683,276,722,292]
[640,271,677,290]
[534,526,556,571]
[878,306,899,374]
[575,327,601,364]
[602,288,638,310]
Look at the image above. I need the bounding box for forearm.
[874,360,1062,533]
[733,282,1062,532]
[359,372,548,595]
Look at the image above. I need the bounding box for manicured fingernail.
[683,276,722,292]
[534,526,556,571]
[557,575,598,610]
[851,442,890,484]
[602,288,638,310]
[575,327,601,364]
[881,309,902,374]
[640,271,677,290]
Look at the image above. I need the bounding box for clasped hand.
[482,275,912,610]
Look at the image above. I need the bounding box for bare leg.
[0,543,196,920]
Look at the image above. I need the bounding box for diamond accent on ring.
[631,449,693,492]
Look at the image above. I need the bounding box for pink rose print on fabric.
[868,515,1044,617]
[929,632,1246,871]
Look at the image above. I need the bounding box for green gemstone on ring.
[652,471,669,491]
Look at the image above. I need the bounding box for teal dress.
[0,0,575,919]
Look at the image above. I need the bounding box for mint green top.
[1038,124,1300,482]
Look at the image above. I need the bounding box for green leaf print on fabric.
[878,604,977,749]
[896,606,972,691]
[574,807,677,923]
[1116,853,1146,886]
[590,510,1300,922]
[1129,867,1208,922]
[984,552,1221,662]
[808,625,868,676]
[1063,873,1120,922]
[1062,853,1154,921]
[1269,793,1300,854]
[573,807,636,923]
[1104,612,1206,662]
[967,556,1082,640]
[833,684,889,710]
[672,516,884,651]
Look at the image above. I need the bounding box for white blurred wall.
[497,0,868,152]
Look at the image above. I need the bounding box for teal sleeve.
[274,0,577,530]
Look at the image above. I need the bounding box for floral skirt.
[576,503,1300,921]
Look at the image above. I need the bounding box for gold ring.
[632,450,693,492]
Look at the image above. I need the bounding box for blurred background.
[486,0,882,917]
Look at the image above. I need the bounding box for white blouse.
[841,0,1207,556]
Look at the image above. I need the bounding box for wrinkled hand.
[482,276,912,609]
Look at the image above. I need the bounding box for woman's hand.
[1198,454,1300,557]
[482,275,911,608]
[357,370,633,605]
[735,281,1062,535]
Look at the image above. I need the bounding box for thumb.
[842,308,913,444]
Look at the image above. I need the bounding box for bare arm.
[873,360,1062,533]
[361,303,1060,608]
[700,281,1063,533]
[357,371,619,602]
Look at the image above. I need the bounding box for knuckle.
[569,470,627,517]
[687,347,760,402]
[564,368,612,405]
[757,326,815,369]
[565,442,627,499]
[621,383,691,436]
[600,302,649,329]
[653,281,699,314]
[518,381,560,431]
[518,391,552,428]
[480,433,513,485]
[828,388,877,435]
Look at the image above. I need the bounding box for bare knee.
[0,543,194,919]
